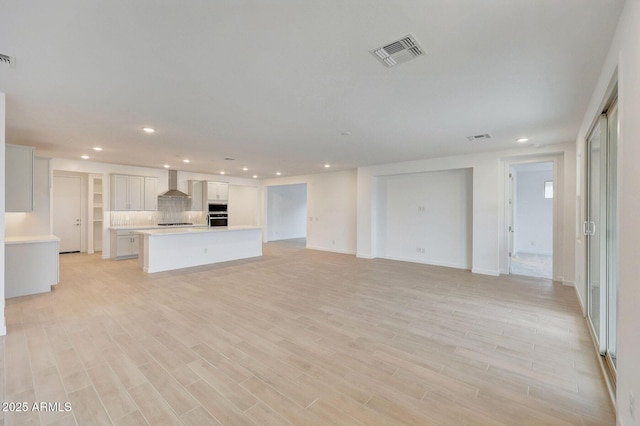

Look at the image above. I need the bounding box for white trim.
[472,268,500,277]
[0,322,5,336]
[306,245,356,255]
[562,280,575,287]
[380,255,470,271]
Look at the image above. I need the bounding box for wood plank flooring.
[2,241,615,425]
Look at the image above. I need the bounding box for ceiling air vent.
[466,134,492,142]
[0,53,15,67]
[370,34,425,68]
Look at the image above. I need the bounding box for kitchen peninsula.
[136,226,262,273]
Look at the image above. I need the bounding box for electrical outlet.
[204,248,208,254]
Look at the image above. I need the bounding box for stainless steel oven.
[208,213,228,227]
[208,203,228,227]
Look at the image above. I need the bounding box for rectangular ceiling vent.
[466,134,492,142]
[370,34,425,68]
[0,53,15,67]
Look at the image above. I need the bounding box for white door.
[53,175,82,253]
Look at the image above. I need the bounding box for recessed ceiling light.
[276,172,281,176]
[242,167,248,171]
[220,171,225,175]
[324,164,331,168]
[183,159,190,163]
[142,127,156,134]
[81,155,89,159]
[93,147,103,152]
[163,164,170,168]
[517,137,529,143]
[252,175,258,179]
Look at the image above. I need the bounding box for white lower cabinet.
[111,230,140,259]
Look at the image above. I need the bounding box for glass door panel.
[586,116,607,353]
[606,101,618,369]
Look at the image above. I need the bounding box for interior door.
[53,175,82,253]
[586,116,608,353]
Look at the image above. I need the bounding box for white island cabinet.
[137,226,262,273]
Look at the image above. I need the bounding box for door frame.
[502,155,562,281]
[52,171,88,253]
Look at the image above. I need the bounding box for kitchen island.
[136,226,262,273]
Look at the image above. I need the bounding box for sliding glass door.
[585,99,618,379]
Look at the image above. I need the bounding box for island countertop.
[135,225,261,236]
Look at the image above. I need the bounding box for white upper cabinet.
[6,144,35,212]
[144,177,158,211]
[111,174,151,211]
[206,181,228,202]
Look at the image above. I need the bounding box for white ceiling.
[0,1,624,178]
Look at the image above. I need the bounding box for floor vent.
[370,34,425,68]
[466,134,492,142]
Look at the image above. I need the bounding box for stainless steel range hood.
[159,170,190,198]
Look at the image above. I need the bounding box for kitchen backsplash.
[110,207,206,226]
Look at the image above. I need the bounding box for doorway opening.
[265,183,307,245]
[508,162,554,279]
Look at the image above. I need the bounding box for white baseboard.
[562,280,575,287]
[356,254,375,259]
[305,245,356,255]
[472,268,501,277]
[382,255,470,271]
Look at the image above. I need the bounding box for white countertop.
[136,226,262,236]
[110,224,207,231]
[5,235,61,244]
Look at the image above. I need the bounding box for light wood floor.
[2,242,614,425]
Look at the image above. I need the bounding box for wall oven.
[208,203,228,227]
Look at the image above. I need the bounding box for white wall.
[228,185,259,226]
[0,93,6,335]
[377,169,472,269]
[513,168,553,255]
[262,170,357,254]
[358,143,576,280]
[5,157,52,238]
[266,184,307,241]
[576,2,640,424]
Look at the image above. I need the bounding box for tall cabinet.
[88,174,104,254]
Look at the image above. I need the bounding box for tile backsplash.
[110,198,206,226]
